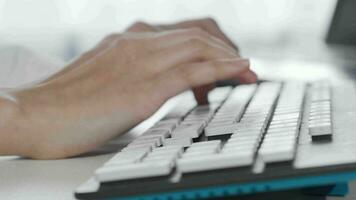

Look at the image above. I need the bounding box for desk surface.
[2,154,356,200]
[1,59,356,200]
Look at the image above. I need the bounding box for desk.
[2,154,356,200]
[1,57,356,200]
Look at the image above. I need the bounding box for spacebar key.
[95,162,173,182]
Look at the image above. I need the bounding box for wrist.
[0,91,27,156]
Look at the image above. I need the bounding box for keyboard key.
[171,123,204,138]
[308,82,333,141]
[96,160,173,182]
[185,141,221,155]
[130,137,162,147]
[163,137,192,147]
[105,150,148,166]
[142,129,170,138]
[259,145,295,163]
[149,123,176,133]
[122,144,153,152]
[177,151,254,173]
[208,86,232,102]
[155,118,181,127]
[204,124,239,137]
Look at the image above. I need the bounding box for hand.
[45,18,257,104]
[127,18,239,52]
[1,29,256,159]
[126,18,246,104]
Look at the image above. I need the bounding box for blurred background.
[0,0,338,60]
[0,0,355,86]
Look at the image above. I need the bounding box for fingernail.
[225,58,249,67]
[236,58,250,66]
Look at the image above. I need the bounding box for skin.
[0,18,257,159]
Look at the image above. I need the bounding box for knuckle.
[210,60,220,69]
[176,67,194,86]
[129,21,152,31]
[117,37,142,49]
[187,27,208,38]
[203,17,217,25]
[207,62,219,79]
[132,21,147,28]
[188,38,207,51]
[115,37,148,61]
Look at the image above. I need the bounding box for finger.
[192,84,215,105]
[181,18,239,51]
[154,27,238,55]
[231,70,258,84]
[140,31,239,74]
[126,21,238,56]
[153,58,252,101]
[191,65,257,105]
[125,21,156,32]
[159,18,239,52]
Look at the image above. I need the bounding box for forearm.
[0,77,138,159]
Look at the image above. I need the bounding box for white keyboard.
[75,81,356,200]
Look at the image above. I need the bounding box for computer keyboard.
[75,81,356,200]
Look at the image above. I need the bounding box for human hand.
[45,18,257,104]
[5,29,256,158]
[126,18,256,104]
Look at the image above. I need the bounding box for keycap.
[308,81,333,141]
[129,137,161,147]
[96,159,172,182]
[164,101,196,119]
[184,141,221,156]
[177,151,254,173]
[96,146,182,182]
[121,144,153,152]
[204,124,239,137]
[136,135,165,145]
[105,150,148,166]
[144,148,182,166]
[149,123,176,133]
[155,118,181,127]
[259,145,295,163]
[190,140,221,148]
[171,123,204,138]
[309,123,332,138]
[142,129,170,139]
[163,137,192,147]
[208,86,232,102]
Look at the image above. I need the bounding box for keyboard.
[75,81,356,200]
